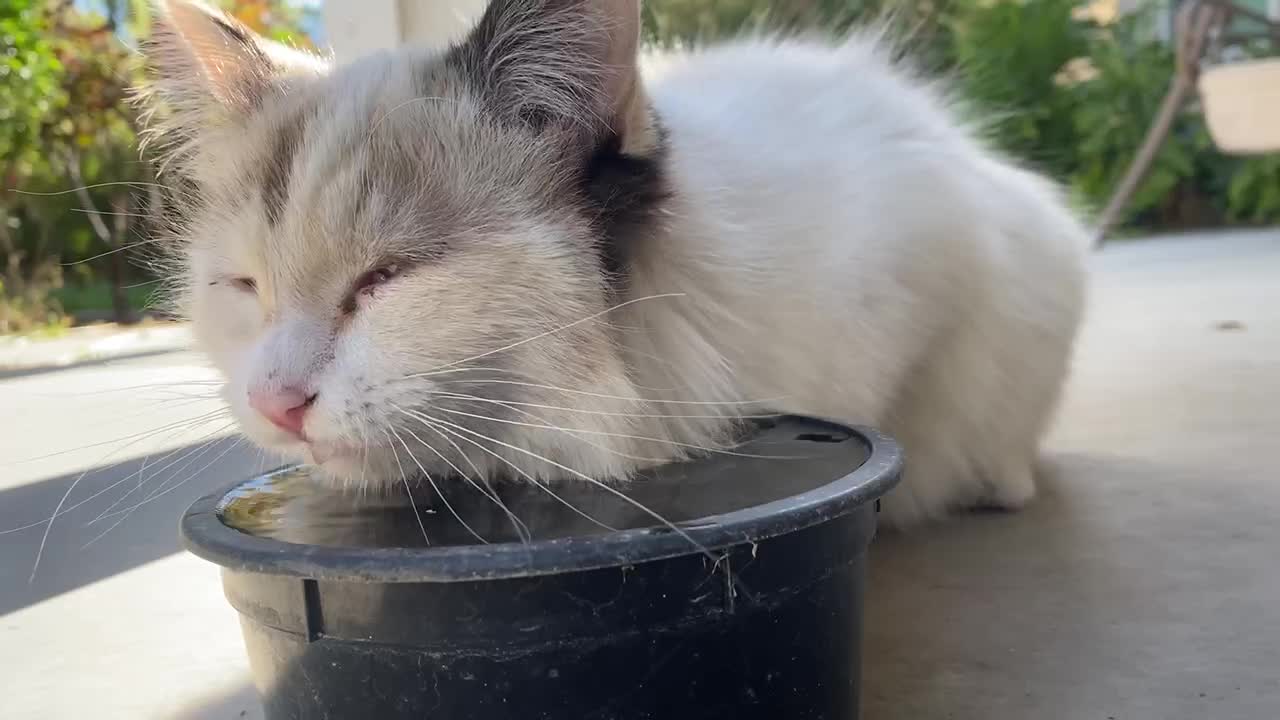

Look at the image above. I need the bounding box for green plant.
[0,255,68,335]
[1,0,68,181]
[1225,154,1280,224]
[1,0,315,335]
[943,0,1089,177]
[1067,14,1205,224]
[641,0,951,51]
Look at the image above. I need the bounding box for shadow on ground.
[169,683,264,720]
[0,436,259,616]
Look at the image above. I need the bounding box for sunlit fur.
[140,0,1088,528]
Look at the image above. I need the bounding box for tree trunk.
[108,194,137,325]
[0,211,16,335]
[66,152,139,325]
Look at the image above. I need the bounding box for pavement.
[0,229,1277,719]
[865,230,1280,719]
[0,322,193,377]
[0,350,265,719]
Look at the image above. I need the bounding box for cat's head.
[139,0,668,487]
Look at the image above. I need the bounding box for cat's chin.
[292,443,401,491]
[306,442,364,466]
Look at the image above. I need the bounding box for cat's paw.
[985,465,1036,510]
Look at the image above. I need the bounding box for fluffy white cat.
[139,0,1088,528]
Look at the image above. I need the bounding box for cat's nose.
[248,386,315,438]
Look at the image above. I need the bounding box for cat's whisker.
[87,434,245,524]
[99,395,229,423]
[402,410,718,564]
[88,421,239,524]
[421,377,785,408]
[9,180,177,197]
[5,382,213,404]
[22,410,235,581]
[3,407,231,467]
[428,403,797,461]
[2,414,234,538]
[393,413,531,543]
[397,365,526,380]
[134,430,240,508]
[82,435,246,545]
[69,207,160,219]
[382,429,431,547]
[82,421,234,526]
[61,236,172,266]
[82,443,213,547]
[388,426,488,545]
[428,389,779,421]
[400,364,688,395]
[405,292,688,378]
[396,408,616,534]
[423,393,680,464]
[412,411,489,487]
[40,380,224,398]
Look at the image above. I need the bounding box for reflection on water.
[217,418,866,550]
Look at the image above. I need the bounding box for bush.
[945,0,1089,177]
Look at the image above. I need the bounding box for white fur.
[144,1,1087,529]
[629,39,1089,525]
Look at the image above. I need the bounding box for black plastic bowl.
[180,417,901,720]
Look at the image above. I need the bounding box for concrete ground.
[866,230,1280,719]
[0,322,192,376]
[0,230,1276,719]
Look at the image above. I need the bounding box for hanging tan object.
[1199,58,1280,154]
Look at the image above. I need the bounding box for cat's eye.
[230,277,257,293]
[341,264,400,314]
[353,265,398,296]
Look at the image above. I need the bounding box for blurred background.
[3,0,1280,337]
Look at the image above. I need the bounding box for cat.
[137,0,1088,529]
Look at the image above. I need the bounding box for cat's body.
[627,40,1087,525]
[143,0,1087,529]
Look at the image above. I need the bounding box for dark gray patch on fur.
[443,0,607,135]
[581,120,672,289]
[410,62,443,104]
[210,15,276,112]
[211,14,254,47]
[437,0,664,285]
[261,107,310,226]
[363,146,457,265]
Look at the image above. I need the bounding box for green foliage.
[50,280,155,315]
[1226,154,1280,224]
[945,0,1088,175]
[1,0,311,333]
[1,0,68,181]
[0,0,65,333]
[1065,10,1206,224]
[643,0,954,65]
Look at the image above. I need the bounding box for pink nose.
[248,386,314,438]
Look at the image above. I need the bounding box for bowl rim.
[179,418,901,583]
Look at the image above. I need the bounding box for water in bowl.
[216,417,863,550]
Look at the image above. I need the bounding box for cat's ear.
[141,0,324,122]
[449,0,649,150]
